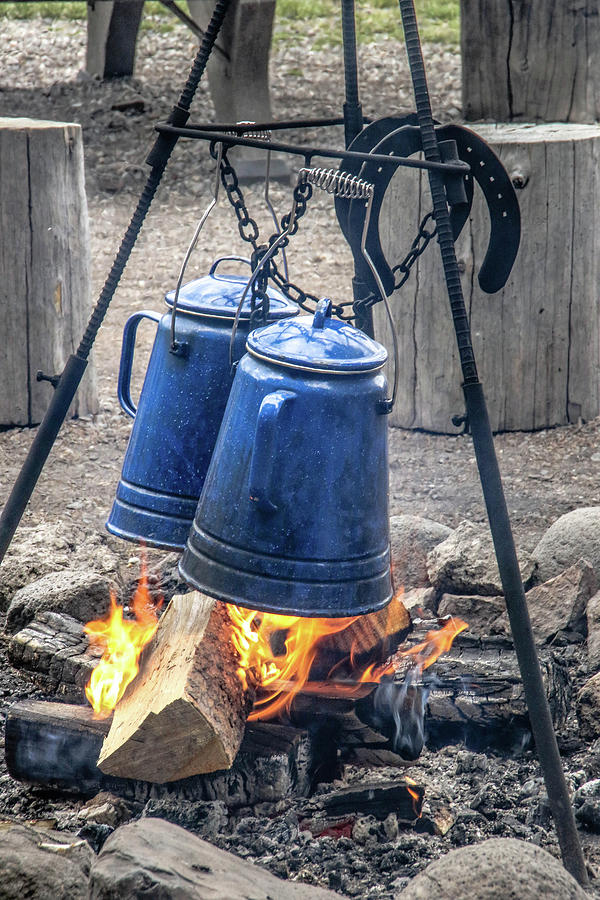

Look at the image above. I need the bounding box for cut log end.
[98,592,255,783]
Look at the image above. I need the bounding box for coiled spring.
[300,166,373,200]
[226,121,272,142]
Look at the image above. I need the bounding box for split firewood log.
[98,591,255,783]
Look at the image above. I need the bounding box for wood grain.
[98,591,255,783]
[375,123,600,432]
[0,117,97,425]
[460,0,600,123]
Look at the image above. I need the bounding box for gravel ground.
[0,16,598,556]
[1,14,600,897]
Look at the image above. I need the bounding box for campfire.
[75,559,468,797]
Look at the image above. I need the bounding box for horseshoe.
[335,117,520,296]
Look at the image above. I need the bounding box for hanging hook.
[169,142,224,355]
[360,188,398,413]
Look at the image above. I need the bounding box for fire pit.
[0,0,590,891]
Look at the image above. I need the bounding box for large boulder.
[577,672,600,741]
[427,520,532,596]
[0,821,92,900]
[6,567,114,633]
[531,508,600,584]
[396,838,587,899]
[587,589,600,672]
[390,515,452,589]
[88,818,344,899]
[436,594,504,640]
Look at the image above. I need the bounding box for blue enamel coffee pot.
[105,257,298,550]
[179,298,392,617]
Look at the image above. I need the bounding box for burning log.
[308,593,411,680]
[97,591,255,782]
[5,700,312,807]
[305,778,424,823]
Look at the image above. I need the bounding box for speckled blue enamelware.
[179,298,392,617]
[106,257,298,551]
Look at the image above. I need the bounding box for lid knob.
[312,298,333,330]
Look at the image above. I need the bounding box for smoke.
[369,668,430,760]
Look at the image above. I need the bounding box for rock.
[88,818,344,899]
[141,799,228,838]
[390,515,452,589]
[0,521,76,612]
[577,672,600,741]
[6,567,114,633]
[426,521,532,596]
[400,587,438,617]
[396,837,587,899]
[587,590,600,672]
[78,792,135,829]
[531,508,600,584]
[574,779,600,831]
[437,594,504,639]
[493,560,595,645]
[0,521,124,612]
[0,821,92,899]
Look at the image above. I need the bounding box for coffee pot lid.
[164,256,298,320]
[246,298,388,373]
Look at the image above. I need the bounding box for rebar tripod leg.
[398,0,588,885]
[0,0,233,566]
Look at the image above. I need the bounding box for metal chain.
[213,145,437,322]
[391,210,437,291]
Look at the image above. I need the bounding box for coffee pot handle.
[118,310,161,418]
[249,390,296,513]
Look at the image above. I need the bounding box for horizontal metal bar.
[155,123,471,175]
[182,116,351,132]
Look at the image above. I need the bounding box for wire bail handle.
[301,166,399,412]
[169,142,224,355]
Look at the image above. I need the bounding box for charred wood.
[5,700,313,808]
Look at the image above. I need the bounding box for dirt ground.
[0,17,599,569]
[2,18,600,896]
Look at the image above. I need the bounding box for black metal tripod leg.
[0,0,233,566]
[397,0,588,885]
[464,383,588,885]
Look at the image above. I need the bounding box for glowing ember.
[84,563,162,717]
[227,592,468,721]
[405,775,422,818]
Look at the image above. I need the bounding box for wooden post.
[460,0,600,124]
[86,1,145,79]
[374,123,600,432]
[188,0,288,181]
[0,118,98,427]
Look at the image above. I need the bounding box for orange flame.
[228,592,468,720]
[227,605,358,720]
[84,563,162,717]
[405,775,422,818]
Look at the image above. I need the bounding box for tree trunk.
[86,1,145,79]
[460,0,600,123]
[375,122,600,432]
[187,0,288,182]
[0,118,97,426]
